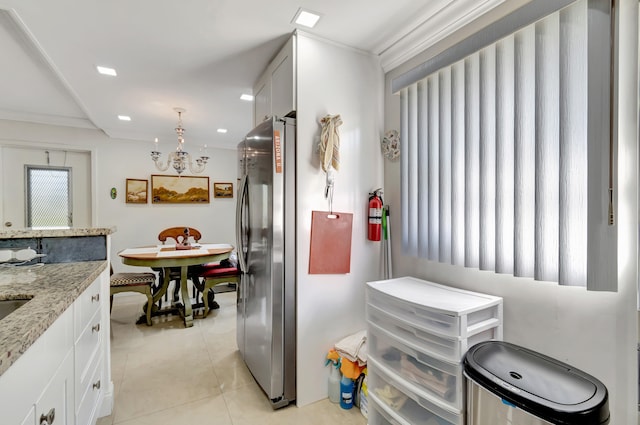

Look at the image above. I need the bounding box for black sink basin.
[0,299,30,320]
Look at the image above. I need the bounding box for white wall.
[1,145,91,228]
[383,1,638,423]
[0,119,238,271]
[295,32,384,406]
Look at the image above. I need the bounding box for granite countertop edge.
[0,261,107,377]
[0,226,116,239]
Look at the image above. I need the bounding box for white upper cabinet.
[253,36,296,126]
[253,76,271,126]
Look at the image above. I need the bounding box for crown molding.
[377,0,505,72]
[0,109,97,129]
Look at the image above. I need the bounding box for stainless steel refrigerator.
[235,117,296,409]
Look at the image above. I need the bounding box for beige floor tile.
[221,380,276,424]
[103,291,366,425]
[295,399,367,425]
[211,349,256,392]
[113,368,222,423]
[110,393,232,425]
[96,414,114,425]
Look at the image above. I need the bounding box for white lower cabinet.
[0,305,73,425]
[76,353,103,425]
[19,405,36,425]
[34,350,74,425]
[15,350,74,425]
[0,273,109,425]
[73,277,104,424]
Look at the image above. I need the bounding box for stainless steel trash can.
[463,341,609,425]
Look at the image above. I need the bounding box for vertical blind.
[397,0,616,289]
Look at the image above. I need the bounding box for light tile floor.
[98,290,367,425]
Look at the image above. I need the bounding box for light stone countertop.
[0,261,107,377]
[0,227,116,239]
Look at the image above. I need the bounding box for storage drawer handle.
[92,323,101,333]
[39,408,55,424]
[91,293,100,303]
[93,380,101,390]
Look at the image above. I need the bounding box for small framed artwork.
[125,179,148,204]
[151,174,210,204]
[213,182,234,198]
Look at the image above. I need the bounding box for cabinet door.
[36,351,74,425]
[254,79,271,126]
[271,50,294,119]
[19,405,35,425]
[0,307,73,425]
[74,277,102,338]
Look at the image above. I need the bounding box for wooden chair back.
[158,227,202,245]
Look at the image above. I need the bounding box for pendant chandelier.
[151,107,209,175]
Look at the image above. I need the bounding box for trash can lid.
[463,341,609,425]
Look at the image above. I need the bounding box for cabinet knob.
[39,408,55,424]
[93,380,101,390]
[92,323,101,333]
[91,293,100,303]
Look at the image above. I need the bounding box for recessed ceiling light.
[240,94,254,101]
[97,66,117,76]
[217,128,228,134]
[118,115,131,121]
[292,8,321,28]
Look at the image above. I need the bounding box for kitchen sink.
[0,299,30,320]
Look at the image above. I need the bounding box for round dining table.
[118,243,233,327]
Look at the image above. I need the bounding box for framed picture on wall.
[213,182,233,198]
[125,179,148,204]
[151,174,210,204]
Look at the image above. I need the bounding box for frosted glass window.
[395,0,616,290]
[26,166,72,228]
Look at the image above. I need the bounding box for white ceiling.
[0,0,506,150]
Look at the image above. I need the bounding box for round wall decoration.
[381,130,400,161]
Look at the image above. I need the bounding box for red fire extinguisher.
[368,189,383,241]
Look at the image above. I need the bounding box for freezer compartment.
[368,364,464,425]
[367,303,500,362]
[368,322,462,410]
[366,277,502,340]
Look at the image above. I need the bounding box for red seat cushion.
[198,266,239,278]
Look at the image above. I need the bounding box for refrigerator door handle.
[235,174,249,273]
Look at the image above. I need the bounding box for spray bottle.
[326,358,341,403]
[340,373,354,409]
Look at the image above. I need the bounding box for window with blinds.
[395,0,616,290]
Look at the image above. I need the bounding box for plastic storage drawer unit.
[463,341,609,425]
[368,322,464,409]
[366,276,503,425]
[367,303,500,362]
[368,363,463,425]
[367,277,502,342]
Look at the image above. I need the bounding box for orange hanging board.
[309,211,353,274]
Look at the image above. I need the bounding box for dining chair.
[158,226,202,246]
[109,263,156,326]
[155,227,203,306]
[193,264,240,317]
